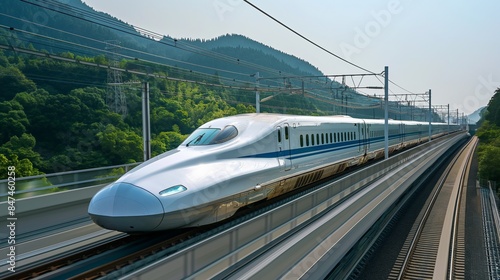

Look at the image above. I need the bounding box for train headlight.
[159,185,187,196]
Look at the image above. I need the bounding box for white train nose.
[88,182,164,232]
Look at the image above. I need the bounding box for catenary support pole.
[384,66,389,159]
[142,81,151,161]
[428,89,432,142]
[447,104,450,133]
[255,72,260,113]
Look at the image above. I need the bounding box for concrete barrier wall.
[0,184,105,239]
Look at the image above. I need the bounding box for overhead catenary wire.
[1,38,421,118]
[243,0,425,96]
[0,24,279,92]
[13,1,385,96]
[3,1,432,119]
[242,0,377,75]
[18,0,386,99]
[0,13,281,84]
[1,5,355,101]
[22,0,426,100]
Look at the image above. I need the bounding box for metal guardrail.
[481,181,500,279]
[0,162,141,201]
[487,181,500,246]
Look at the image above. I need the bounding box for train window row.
[299,131,356,147]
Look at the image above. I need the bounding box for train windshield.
[183,125,238,146]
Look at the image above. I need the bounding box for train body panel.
[88,113,460,232]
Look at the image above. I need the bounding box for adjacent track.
[389,136,478,280]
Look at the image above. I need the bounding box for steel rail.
[396,136,476,279]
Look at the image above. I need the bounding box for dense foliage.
[476,88,500,183]
[0,47,261,178]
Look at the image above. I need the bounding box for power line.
[243,0,425,95]
[4,1,429,119]
[242,0,376,74]
[15,0,388,103]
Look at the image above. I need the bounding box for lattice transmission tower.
[105,40,127,117]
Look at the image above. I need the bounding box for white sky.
[83,0,500,114]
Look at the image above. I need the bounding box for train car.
[88,113,458,232]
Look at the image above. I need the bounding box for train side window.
[330,133,333,143]
[311,134,315,145]
[285,126,289,140]
[300,135,304,147]
[321,133,325,144]
[277,130,282,143]
[317,134,320,145]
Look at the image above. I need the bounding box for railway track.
[389,136,478,280]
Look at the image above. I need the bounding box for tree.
[478,145,500,182]
[0,100,29,144]
[96,124,143,164]
[0,134,42,178]
[153,131,187,155]
[0,65,36,101]
[484,88,500,126]
[476,88,500,185]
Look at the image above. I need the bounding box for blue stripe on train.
[240,132,427,160]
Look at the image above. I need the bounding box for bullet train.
[88,113,459,232]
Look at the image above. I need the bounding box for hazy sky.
[83,0,500,114]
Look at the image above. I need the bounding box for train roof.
[203,113,361,126]
[200,113,448,128]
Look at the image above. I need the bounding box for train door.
[358,121,368,155]
[400,123,405,143]
[276,124,292,171]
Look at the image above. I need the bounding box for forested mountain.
[184,34,323,76]
[468,106,486,124]
[0,0,323,81]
